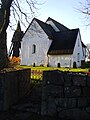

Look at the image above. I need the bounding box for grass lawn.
[17,65,89,72]
[16,65,90,80]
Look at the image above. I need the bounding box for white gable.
[73,30,85,67]
[21,19,52,66]
[22,20,46,41]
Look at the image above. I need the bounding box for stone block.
[87,97,90,106]
[87,76,90,86]
[0,68,31,111]
[72,74,86,86]
[0,88,4,100]
[78,97,87,108]
[41,70,90,118]
[58,108,90,120]
[83,87,90,97]
[41,86,48,101]
[0,101,3,111]
[64,73,72,86]
[46,85,64,97]
[43,70,64,86]
[41,101,48,115]
[86,107,90,114]
[64,86,81,97]
[57,107,63,113]
[47,97,57,116]
[55,98,76,108]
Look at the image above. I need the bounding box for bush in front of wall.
[81,60,85,69]
[8,57,20,67]
[85,61,90,68]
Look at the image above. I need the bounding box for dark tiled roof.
[46,17,70,31]
[35,18,78,55]
[23,17,85,55]
[81,41,86,48]
[34,18,55,39]
[48,29,79,55]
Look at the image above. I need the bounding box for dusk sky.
[7,0,90,49]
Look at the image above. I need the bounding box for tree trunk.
[0,7,8,69]
[0,31,8,69]
[0,0,13,69]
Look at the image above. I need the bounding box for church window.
[32,44,36,54]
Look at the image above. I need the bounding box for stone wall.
[0,68,30,111]
[41,70,90,120]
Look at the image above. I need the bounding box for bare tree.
[0,0,39,69]
[79,0,90,26]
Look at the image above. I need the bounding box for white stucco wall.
[72,31,85,67]
[48,55,72,67]
[82,47,86,60]
[21,19,52,66]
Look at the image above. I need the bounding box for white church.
[20,17,86,68]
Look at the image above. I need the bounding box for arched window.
[32,44,36,54]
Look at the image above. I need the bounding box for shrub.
[8,57,20,67]
[85,61,90,68]
[81,60,85,69]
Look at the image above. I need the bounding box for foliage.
[8,57,20,66]
[84,61,90,68]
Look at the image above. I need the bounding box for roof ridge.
[70,28,79,31]
[46,17,69,31]
[34,17,48,26]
